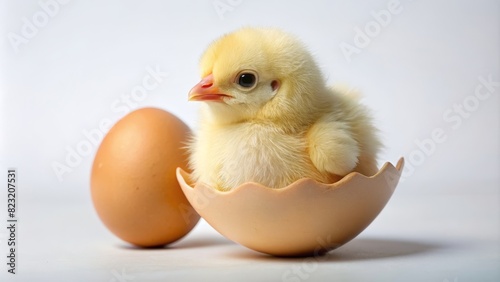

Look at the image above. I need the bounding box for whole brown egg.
[91,108,199,247]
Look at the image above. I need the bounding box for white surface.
[0,0,499,281]
[2,181,499,281]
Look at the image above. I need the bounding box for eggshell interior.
[177,158,404,256]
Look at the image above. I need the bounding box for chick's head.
[189,27,325,124]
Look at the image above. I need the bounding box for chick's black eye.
[237,73,256,88]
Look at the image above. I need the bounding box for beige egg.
[177,158,404,256]
[91,108,200,247]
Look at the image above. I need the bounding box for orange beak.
[188,74,232,102]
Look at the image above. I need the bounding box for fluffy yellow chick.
[188,27,381,191]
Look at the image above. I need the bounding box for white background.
[0,0,498,281]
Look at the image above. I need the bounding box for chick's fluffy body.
[189,28,381,191]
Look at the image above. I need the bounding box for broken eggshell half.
[176,158,404,257]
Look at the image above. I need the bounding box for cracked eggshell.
[91,108,199,247]
[177,158,404,256]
